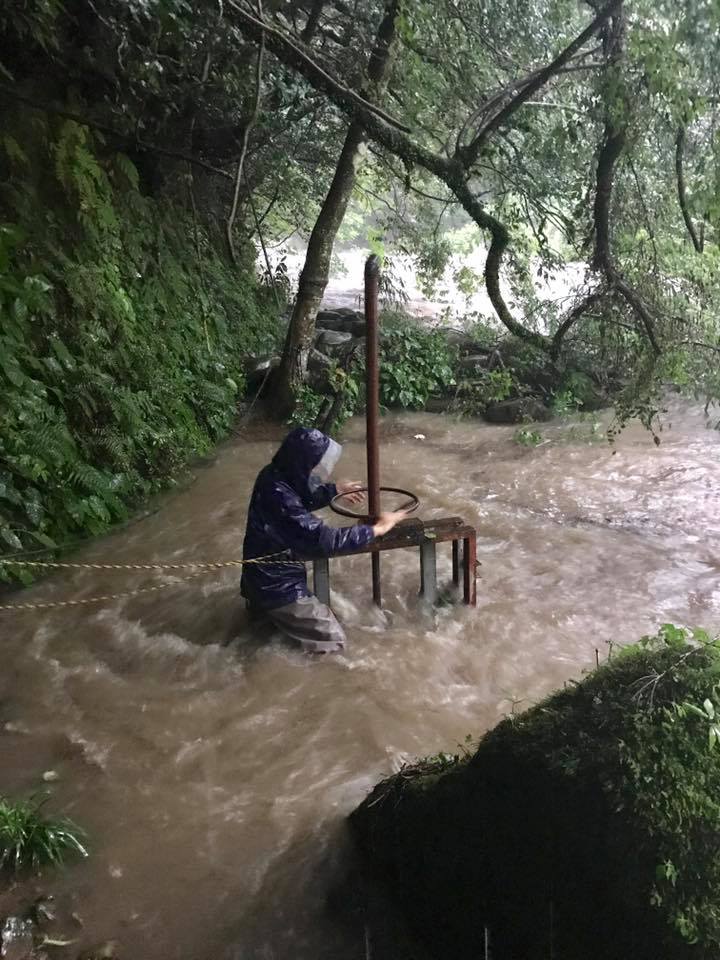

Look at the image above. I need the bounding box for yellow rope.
[0,551,298,573]
[0,570,214,611]
[0,551,303,612]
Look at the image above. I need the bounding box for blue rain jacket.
[241,428,375,610]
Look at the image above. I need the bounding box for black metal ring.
[329,486,420,520]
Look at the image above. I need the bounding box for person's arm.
[266,484,405,558]
[308,481,337,511]
[308,480,365,511]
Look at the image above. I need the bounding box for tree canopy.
[2,0,720,423]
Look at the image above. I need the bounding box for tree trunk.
[675,126,703,253]
[591,3,660,355]
[273,0,399,416]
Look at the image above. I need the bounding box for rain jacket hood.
[241,428,374,610]
[271,427,331,507]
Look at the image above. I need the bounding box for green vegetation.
[290,318,455,431]
[379,323,455,410]
[1,0,719,558]
[514,427,544,446]
[0,796,87,873]
[351,625,720,960]
[0,116,279,573]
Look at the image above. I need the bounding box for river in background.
[1,401,719,958]
[274,246,584,322]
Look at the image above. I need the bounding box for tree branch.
[550,290,603,359]
[675,125,703,253]
[226,1,412,133]
[227,27,265,265]
[462,0,621,166]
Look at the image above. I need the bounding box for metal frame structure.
[322,255,478,608]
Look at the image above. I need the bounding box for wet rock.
[30,898,56,926]
[307,349,333,390]
[1,917,35,960]
[424,396,456,414]
[308,349,333,373]
[457,354,491,374]
[315,329,353,353]
[350,643,715,960]
[315,308,365,330]
[442,329,494,356]
[483,397,551,424]
[315,311,348,331]
[245,356,280,395]
[316,310,366,338]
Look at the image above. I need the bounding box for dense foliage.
[2,0,720,563]
[0,113,279,570]
[351,626,720,959]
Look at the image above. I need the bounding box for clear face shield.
[311,438,342,486]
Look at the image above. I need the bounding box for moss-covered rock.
[351,628,720,960]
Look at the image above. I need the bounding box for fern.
[0,119,279,575]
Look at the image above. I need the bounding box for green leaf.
[1,526,23,550]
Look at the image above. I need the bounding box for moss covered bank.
[0,111,279,571]
[351,628,720,960]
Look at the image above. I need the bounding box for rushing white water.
[1,402,719,958]
[274,245,584,322]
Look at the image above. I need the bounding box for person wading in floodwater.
[240,427,406,653]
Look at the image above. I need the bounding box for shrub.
[379,323,455,409]
[0,796,87,873]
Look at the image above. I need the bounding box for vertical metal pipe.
[312,557,330,606]
[365,255,382,605]
[463,534,477,606]
[452,540,460,586]
[365,255,381,521]
[371,552,382,607]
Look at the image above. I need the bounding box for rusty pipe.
[365,255,382,606]
[365,255,381,523]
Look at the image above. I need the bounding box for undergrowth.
[0,796,87,873]
[0,113,279,578]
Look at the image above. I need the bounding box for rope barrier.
[0,552,299,573]
[0,551,303,612]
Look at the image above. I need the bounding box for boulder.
[442,329,494,356]
[307,349,333,389]
[457,354,491,374]
[315,329,354,353]
[244,356,280,395]
[483,397,551,424]
[351,636,720,960]
[424,396,456,414]
[315,311,350,332]
[316,309,364,333]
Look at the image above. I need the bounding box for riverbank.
[351,627,720,959]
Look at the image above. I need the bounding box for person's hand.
[336,481,366,506]
[373,510,408,537]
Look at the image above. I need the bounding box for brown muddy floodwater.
[1,403,720,959]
